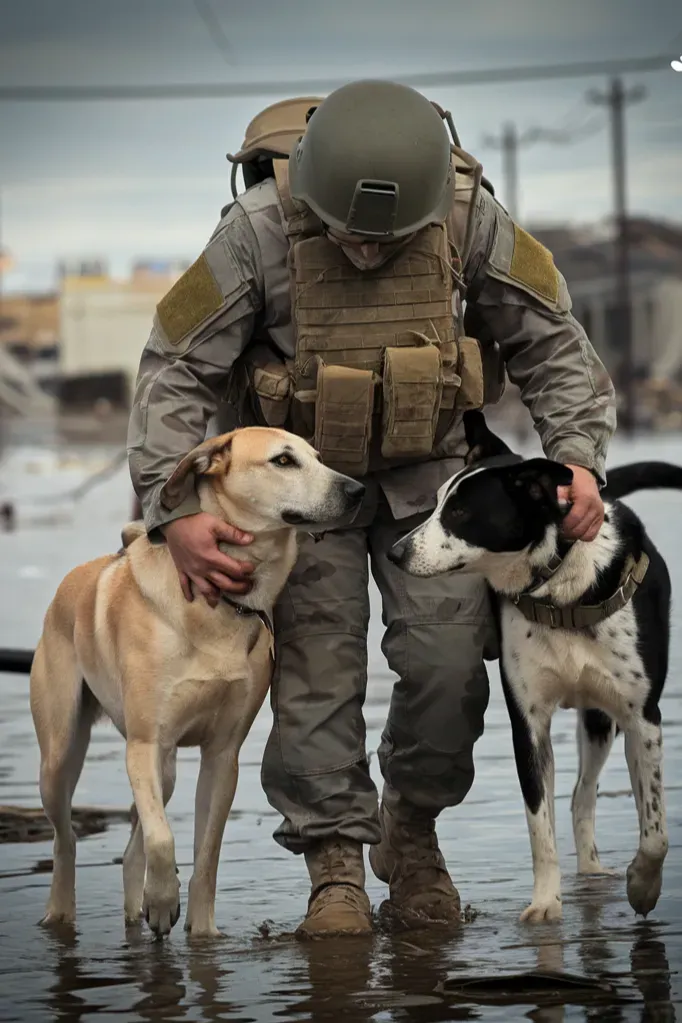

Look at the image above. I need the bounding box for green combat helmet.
[288,79,455,239]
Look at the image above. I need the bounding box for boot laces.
[310,881,366,914]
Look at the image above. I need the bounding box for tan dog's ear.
[160,432,236,510]
[121,521,146,548]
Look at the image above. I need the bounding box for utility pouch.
[381,344,442,459]
[314,362,375,476]
[252,362,292,426]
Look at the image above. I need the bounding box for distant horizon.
[2,0,681,294]
[4,208,682,297]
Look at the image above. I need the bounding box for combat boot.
[369,797,461,925]
[295,838,373,939]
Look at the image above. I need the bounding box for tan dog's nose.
[343,480,365,506]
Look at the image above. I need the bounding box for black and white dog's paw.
[627,852,664,917]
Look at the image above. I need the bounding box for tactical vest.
[229,107,505,476]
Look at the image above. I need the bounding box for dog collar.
[520,539,575,598]
[221,595,274,641]
[510,551,650,630]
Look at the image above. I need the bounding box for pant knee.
[378,729,477,811]
[266,626,368,778]
[383,619,491,755]
[377,617,491,811]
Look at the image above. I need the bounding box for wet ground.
[1,433,681,1022]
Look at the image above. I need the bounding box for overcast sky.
[1,0,681,292]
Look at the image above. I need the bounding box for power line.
[553,99,596,134]
[634,114,682,128]
[193,0,235,67]
[0,53,670,102]
[481,116,606,222]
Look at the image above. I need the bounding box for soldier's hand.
[161,512,255,607]
[558,465,604,543]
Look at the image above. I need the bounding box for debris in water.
[437,969,630,1007]
[31,858,54,874]
[0,804,132,843]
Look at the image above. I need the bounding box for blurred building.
[0,292,59,361]
[4,218,682,434]
[58,260,188,408]
[531,219,682,383]
[520,218,682,429]
[0,294,58,435]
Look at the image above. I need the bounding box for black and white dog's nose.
[387,537,407,565]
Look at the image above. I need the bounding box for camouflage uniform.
[128,88,616,936]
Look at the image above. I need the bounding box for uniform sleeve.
[126,204,263,536]
[465,188,617,484]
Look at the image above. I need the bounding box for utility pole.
[482,124,580,224]
[588,77,646,436]
[482,123,519,221]
[0,189,4,321]
[501,123,519,223]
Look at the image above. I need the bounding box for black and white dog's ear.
[462,409,514,465]
[510,458,574,514]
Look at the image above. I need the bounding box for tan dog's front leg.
[185,744,239,938]
[122,809,145,924]
[123,751,177,924]
[125,740,180,937]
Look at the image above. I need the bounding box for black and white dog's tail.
[603,462,682,501]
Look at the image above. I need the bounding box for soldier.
[127,80,615,939]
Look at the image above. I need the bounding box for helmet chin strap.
[325,229,414,270]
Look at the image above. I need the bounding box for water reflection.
[630,925,677,1023]
[7,868,680,1022]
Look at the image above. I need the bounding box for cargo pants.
[260,481,499,853]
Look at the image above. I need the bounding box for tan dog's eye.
[271,453,296,468]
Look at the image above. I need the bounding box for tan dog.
[29,427,364,938]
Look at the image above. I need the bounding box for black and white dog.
[389,409,682,924]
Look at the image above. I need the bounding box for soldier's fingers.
[577,512,604,543]
[208,571,252,595]
[191,576,221,608]
[213,521,254,546]
[561,505,593,539]
[207,552,255,578]
[179,572,194,603]
[560,501,588,534]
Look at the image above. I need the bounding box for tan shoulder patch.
[508,225,559,304]
[157,254,224,346]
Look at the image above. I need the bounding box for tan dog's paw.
[519,897,562,924]
[124,906,144,926]
[184,919,226,940]
[39,908,75,928]
[143,875,181,937]
[577,863,620,877]
[184,879,225,939]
